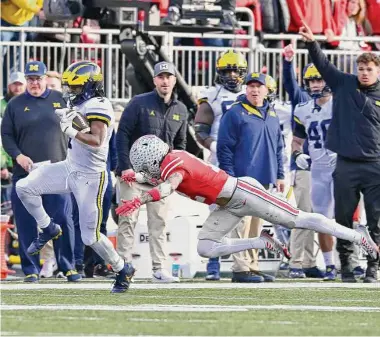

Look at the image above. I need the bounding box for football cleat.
[356,225,379,260]
[66,270,82,282]
[27,222,62,255]
[260,229,291,259]
[24,274,39,283]
[152,269,180,283]
[111,263,135,293]
[323,265,336,281]
[205,258,220,281]
[40,257,58,278]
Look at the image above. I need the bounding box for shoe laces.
[361,236,375,255]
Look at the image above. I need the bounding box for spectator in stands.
[365,0,380,50]
[217,73,285,283]
[116,61,188,283]
[163,0,240,30]
[46,71,62,91]
[260,0,290,48]
[300,21,380,283]
[287,0,334,46]
[1,72,26,118]
[325,0,371,73]
[1,0,43,95]
[0,61,79,283]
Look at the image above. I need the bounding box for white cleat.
[356,225,379,260]
[152,269,180,283]
[40,257,58,278]
[260,229,291,260]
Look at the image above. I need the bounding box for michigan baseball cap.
[9,71,26,85]
[245,72,266,85]
[24,61,47,77]
[154,61,176,77]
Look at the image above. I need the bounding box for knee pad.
[81,232,97,246]
[197,239,215,258]
[15,179,28,196]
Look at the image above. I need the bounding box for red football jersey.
[160,150,229,205]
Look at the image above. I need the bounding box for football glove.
[116,197,142,216]
[55,108,76,122]
[294,153,310,170]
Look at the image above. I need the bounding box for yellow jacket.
[1,0,43,26]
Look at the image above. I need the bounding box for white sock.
[90,233,124,272]
[197,237,265,258]
[322,251,334,266]
[295,211,361,244]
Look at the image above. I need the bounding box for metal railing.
[3,20,380,103]
[0,7,254,102]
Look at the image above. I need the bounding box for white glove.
[295,153,310,169]
[60,119,78,139]
[55,107,76,122]
[209,141,217,154]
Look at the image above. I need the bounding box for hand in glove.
[116,197,142,216]
[55,108,76,122]
[294,152,310,169]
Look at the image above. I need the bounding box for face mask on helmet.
[216,50,248,93]
[130,135,170,179]
[218,68,247,92]
[303,64,331,99]
[265,75,277,103]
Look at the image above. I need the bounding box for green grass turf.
[2,285,380,336]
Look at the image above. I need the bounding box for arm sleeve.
[173,114,188,150]
[0,105,22,159]
[283,59,310,108]
[306,41,348,90]
[116,99,139,173]
[277,126,285,180]
[293,114,308,139]
[217,109,240,176]
[109,130,118,172]
[10,0,41,13]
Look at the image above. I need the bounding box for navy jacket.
[116,90,188,175]
[307,41,380,161]
[217,97,284,185]
[1,90,68,178]
[107,130,117,172]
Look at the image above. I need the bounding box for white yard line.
[2,304,380,312]
[1,282,379,291]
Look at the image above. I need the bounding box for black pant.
[169,0,236,12]
[334,156,380,268]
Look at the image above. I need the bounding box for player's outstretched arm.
[116,172,184,216]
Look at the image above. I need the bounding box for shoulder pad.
[198,86,218,103]
[82,97,114,125]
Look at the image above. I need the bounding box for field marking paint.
[2,304,380,312]
[1,282,379,291]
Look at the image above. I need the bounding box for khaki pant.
[40,240,55,261]
[116,177,170,272]
[231,216,262,272]
[289,170,316,269]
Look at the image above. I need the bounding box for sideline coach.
[116,61,188,282]
[300,22,380,283]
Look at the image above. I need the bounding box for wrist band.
[292,150,303,160]
[148,188,161,202]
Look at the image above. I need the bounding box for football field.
[1,279,380,336]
